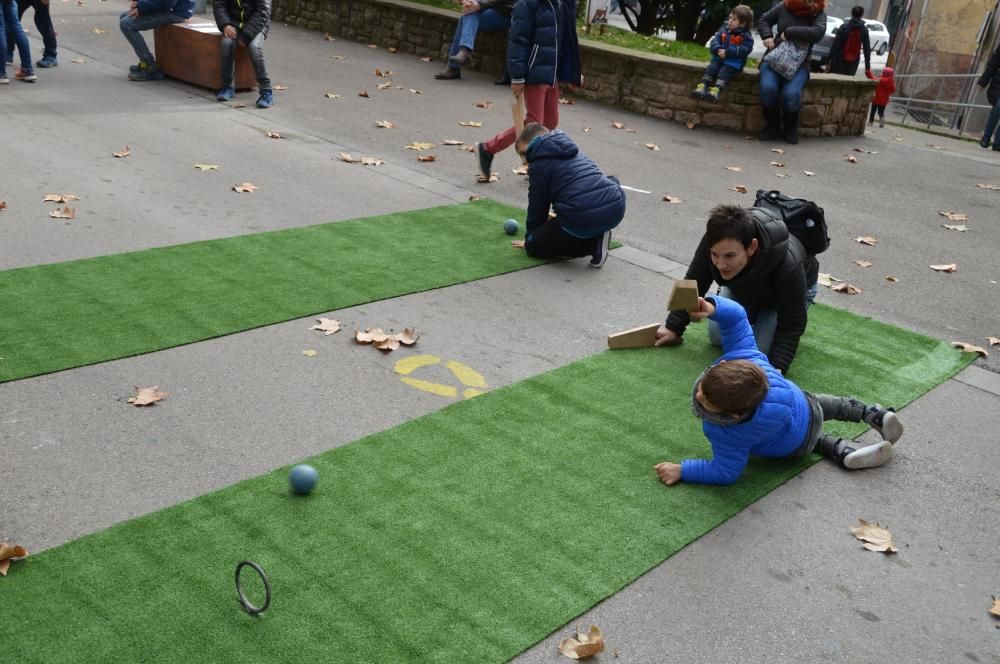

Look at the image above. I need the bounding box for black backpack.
[753,189,830,255]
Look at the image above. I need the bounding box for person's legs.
[981,98,1000,148]
[246,32,272,107]
[757,62,783,140]
[482,83,552,155]
[710,64,738,100]
[524,219,596,259]
[29,0,57,62]
[0,2,8,81]
[541,82,560,129]
[815,432,893,469]
[119,11,176,63]
[779,66,809,143]
[217,35,237,99]
[868,102,878,124]
[4,0,32,75]
[813,393,903,443]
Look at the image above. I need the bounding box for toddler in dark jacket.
[513,123,625,268]
[654,295,904,487]
[693,4,754,102]
[213,0,272,108]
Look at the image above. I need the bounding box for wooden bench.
[154,19,256,91]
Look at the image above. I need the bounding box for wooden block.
[154,19,256,91]
[667,279,699,312]
[607,323,659,349]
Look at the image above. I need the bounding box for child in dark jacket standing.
[512,123,625,268]
[865,66,894,127]
[654,295,904,487]
[213,0,272,108]
[693,4,754,102]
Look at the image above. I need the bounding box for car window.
[866,21,887,32]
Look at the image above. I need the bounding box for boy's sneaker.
[129,59,147,74]
[841,440,893,470]
[216,83,236,101]
[128,61,164,81]
[475,142,493,180]
[878,117,885,128]
[0,74,9,84]
[36,55,58,68]
[589,230,612,268]
[15,68,37,82]
[981,136,992,149]
[256,88,273,108]
[706,85,721,102]
[863,405,903,444]
[691,82,707,98]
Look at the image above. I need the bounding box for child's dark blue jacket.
[138,0,193,17]
[508,0,581,86]
[708,25,754,71]
[681,296,811,486]
[523,131,625,239]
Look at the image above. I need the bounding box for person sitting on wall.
[434,0,515,82]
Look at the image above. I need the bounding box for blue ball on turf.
[289,464,319,495]
[503,218,519,235]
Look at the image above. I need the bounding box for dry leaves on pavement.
[273,85,287,91]
[885,275,899,282]
[266,131,282,139]
[952,341,988,357]
[459,121,483,127]
[662,195,682,204]
[558,625,605,660]
[803,170,816,176]
[725,165,742,172]
[582,127,592,133]
[511,165,528,175]
[360,157,385,166]
[832,282,862,294]
[193,163,219,171]
[419,56,432,62]
[611,122,624,129]
[988,337,1000,346]
[358,90,370,98]
[854,259,873,268]
[0,543,28,576]
[375,120,396,128]
[939,210,967,222]
[769,161,785,167]
[354,327,419,352]
[409,88,423,94]
[0,201,6,211]
[775,173,788,178]
[376,82,393,90]
[302,349,318,357]
[324,92,341,99]
[558,97,575,105]
[990,597,1000,618]
[375,68,393,77]
[406,142,435,151]
[128,386,168,406]
[233,182,258,193]
[49,206,76,219]
[43,193,80,203]
[645,143,661,151]
[854,236,878,246]
[686,120,699,129]
[853,147,878,154]
[339,152,358,163]
[441,139,464,146]
[71,57,86,64]
[730,185,748,193]
[323,32,334,40]
[771,148,785,154]
[475,100,493,109]
[845,154,858,163]
[309,318,341,336]
[850,519,898,553]
[113,145,131,158]
[929,263,958,272]
[942,223,969,232]
[818,273,842,287]
[418,155,437,162]
[976,183,1000,191]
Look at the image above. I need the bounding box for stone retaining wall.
[271,0,875,137]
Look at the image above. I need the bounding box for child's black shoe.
[691,82,706,99]
[589,230,612,268]
[475,142,493,180]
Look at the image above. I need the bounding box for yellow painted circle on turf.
[394,354,488,399]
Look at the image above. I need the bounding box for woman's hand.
[763,37,775,50]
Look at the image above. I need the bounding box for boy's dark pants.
[869,103,886,121]
[791,393,870,457]
[525,220,600,259]
[702,58,740,87]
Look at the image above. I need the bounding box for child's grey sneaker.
[217,83,236,101]
[475,142,493,180]
[128,61,164,81]
[256,88,273,108]
[129,59,151,74]
[864,405,903,444]
[589,230,612,268]
[36,55,57,68]
[0,75,9,84]
[842,440,893,470]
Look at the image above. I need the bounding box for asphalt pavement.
[1,6,999,662]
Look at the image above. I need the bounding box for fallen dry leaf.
[49,206,76,219]
[611,122,624,129]
[885,275,898,282]
[468,194,483,201]
[989,597,1000,618]
[367,44,378,48]
[939,210,967,222]
[817,273,842,287]
[582,127,592,133]
[233,182,258,193]
[558,97,575,105]
[302,349,318,357]
[952,341,988,357]
[71,57,86,64]
[511,239,525,248]
[854,236,878,246]
[330,55,346,60]
[323,32,334,41]
[232,102,246,108]
[113,145,131,158]
[853,147,878,154]
[988,337,1000,346]
[662,195,682,204]
[375,120,396,129]
[775,173,788,178]
[769,161,785,167]
[975,183,1000,191]
[625,128,637,133]
[409,88,423,94]
[43,193,80,203]
[418,155,437,162]
[511,165,528,175]
[459,121,483,127]
[0,201,6,211]
[92,27,107,34]
[358,90,370,98]
[128,385,168,406]
[929,263,958,273]
[477,173,499,183]
[771,148,785,154]
[387,47,398,53]
[942,224,968,232]
[725,165,742,172]
[360,157,384,166]
[419,56,432,62]
[850,519,898,553]
[845,155,858,163]
[376,82,392,90]
[685,120,698,129]
[324,92,340,99]
[193,163,219,171]
[273,85,287,91]
[803,170,816,177]
[266,131,282,139]
[893,134,903,141]
[406,142,435,151]
[832,282,862,294]
[854,259,873,268]
[730,185,748,193]
[309,318,341,336]
[475,100,493,109]
[354,327,418,352]
[374,337,400,351]
[558,625,605,660]
[0,543,28,576]
[396,328,419,346]
[645,143,661,151]
[339,152,357,163]
[441,139,464,146]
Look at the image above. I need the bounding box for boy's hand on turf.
[511,240,525,249]
[654,325,681,347]
[688,297,715,322]
[655,462,682,486]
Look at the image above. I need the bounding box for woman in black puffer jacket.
[977,43,1000,151]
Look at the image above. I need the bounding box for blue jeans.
[982,97,1000,144]
[119,10,186,62]
[448,8,509,63]
[708,282,818,353]
[702,57,740,86]
[221,32,269,89]
[1,0,32,73]
[759,61,810,112]
[6,0,57,60]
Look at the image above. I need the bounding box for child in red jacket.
[866,66,895,128]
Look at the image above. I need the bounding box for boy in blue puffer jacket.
[513,123,625,267]
[692,4,754,102]
[655,296,903,487]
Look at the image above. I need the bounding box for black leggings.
[869,103,886,121]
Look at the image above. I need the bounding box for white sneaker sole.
[843,440,893,470]
[878,412,903,444]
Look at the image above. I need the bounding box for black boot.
[783,109,800,144]
[757,105,782,141]
[494,65,511,85]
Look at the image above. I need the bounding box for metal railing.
[888,73,993,136]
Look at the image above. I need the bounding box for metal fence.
[888,73,993,136]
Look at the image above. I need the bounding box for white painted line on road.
[619,185,651,194]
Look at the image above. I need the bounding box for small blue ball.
[503,218,519,235]
[289,464,319,495]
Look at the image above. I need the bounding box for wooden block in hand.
[667,279,699,312]
[607,323,659,349]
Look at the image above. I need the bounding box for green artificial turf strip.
[1,304,971,662]
[0,199,543,384]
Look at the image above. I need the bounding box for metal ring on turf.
[235,560,272,615]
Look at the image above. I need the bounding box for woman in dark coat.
[978,43,1000,151]
[756,0,826,144]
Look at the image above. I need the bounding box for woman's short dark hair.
[705,204,756,249]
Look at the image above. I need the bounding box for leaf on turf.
[850,519,898,553]
[662,195,682,204]
[375,120,396,129]
[558,97,575,105]
[511,165,528,175]
[406,142,435,151]
[233,182,258,193]
[771,148,785,154]
[43,193,80,203]
[929,263,957,272]
[951,341,988,357]
[475,100,493,109]
[939,210,967,222]
[459,121,483,127]
[611,122,624,129]
[418,155,437,162]
[266,131,282,139]
[730,185,748,193]
[976,183,1000,191]
[49,206,76,219]
[769,161,785,167]
[113,145,131,158]
[358,90,370,97]
[854,259,873,268]
[845,154,858,163]
[511,239,525,248]
[990,597,1000,618]
[324,92,341,99]
[339,152,357,163]
[725,165,742,172]
[476,173,499,183]
[302,349,318,357]
[309,318,341,336]
[0,543,28,576]
[128,386,168,406]
[645,143,661,151]
[558,625,605,660]
[854,236,878,246]
[360,157,385,166]
[192,163,219,171]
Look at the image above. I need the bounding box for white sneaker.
[842,440,893,469]
[0,76,9,84]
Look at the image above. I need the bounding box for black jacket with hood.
[664,211,818,374]
[214,0,270,42]
[829,16,871,73]
[757,0,826,68]
[979,44,1000,106]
